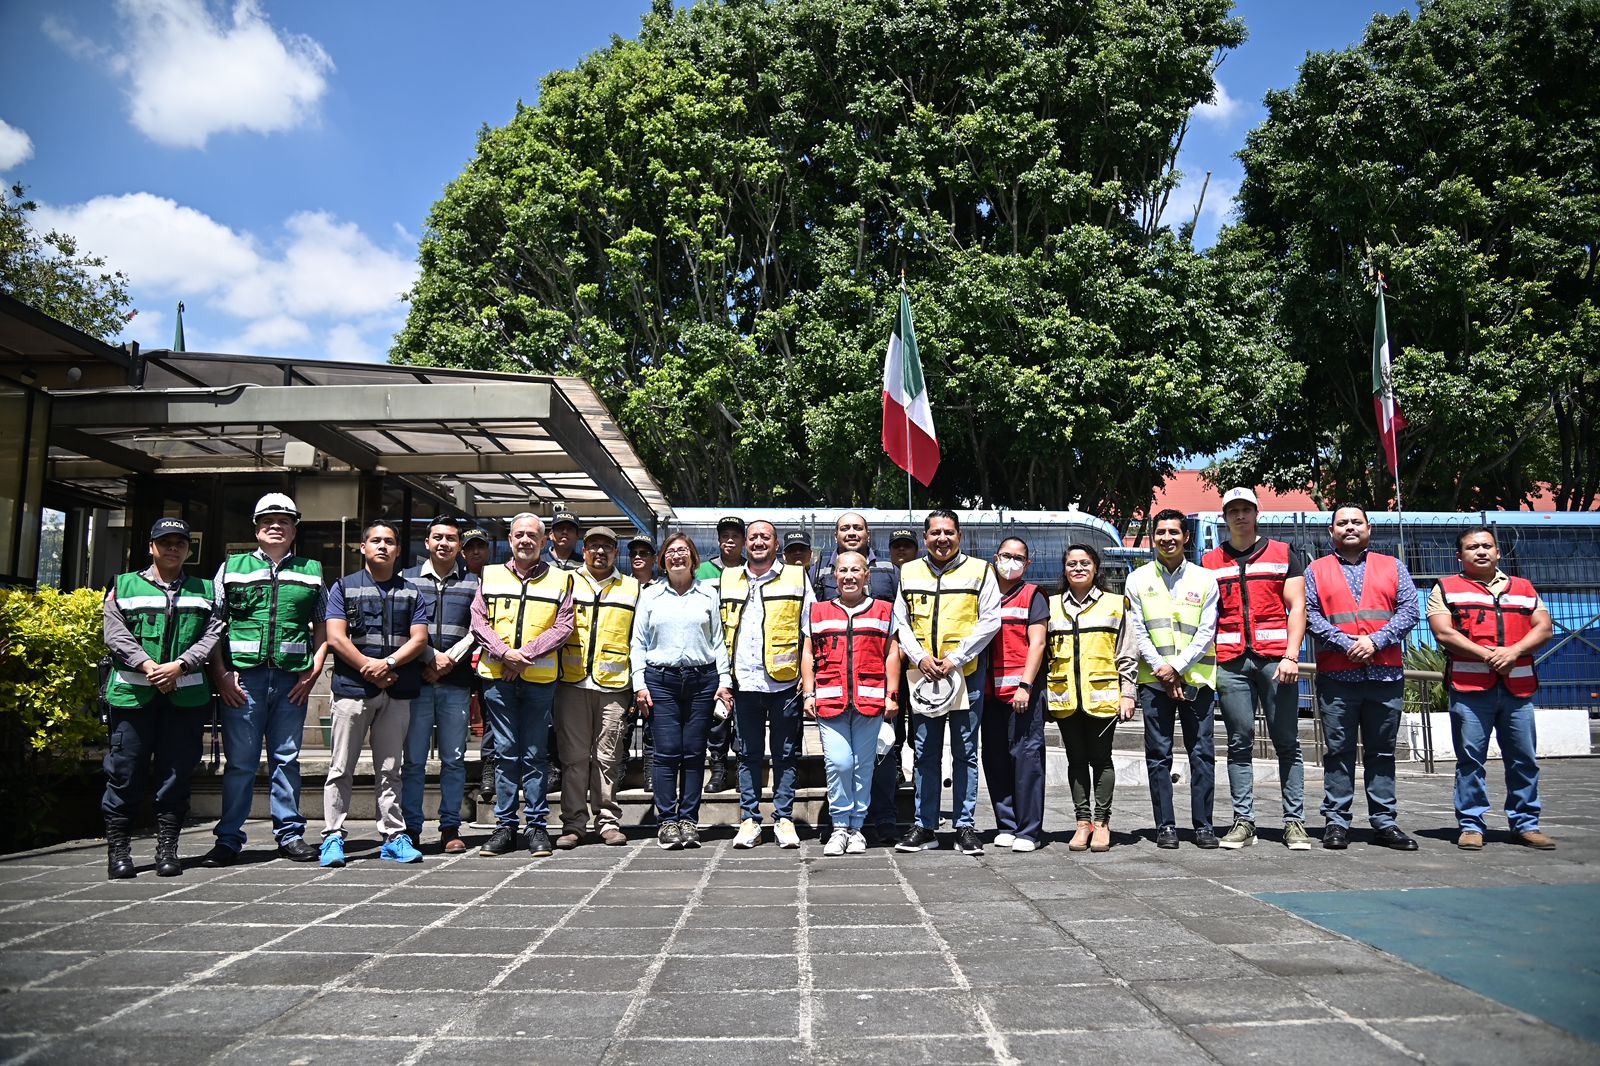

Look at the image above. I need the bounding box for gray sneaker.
[1283,821,1312,851]
[1218,820,1256,850]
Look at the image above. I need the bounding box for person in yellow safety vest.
[554,526,638,850]
[1126,508,1220,851]
[470,512,575,859]
[723,519,817,849]
[892,508,1002,857]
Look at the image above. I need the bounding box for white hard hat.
[252,492,301,523]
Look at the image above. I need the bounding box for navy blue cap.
[551,509,580,530]
[150,517,191,541]
[784,530,812,549]
[889,528,917,545]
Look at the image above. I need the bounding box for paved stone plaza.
[1,760,1596,1066]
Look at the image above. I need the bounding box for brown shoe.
[1516,830,1557,850]
[1456,830,1484,850]
[555,832,582,850]
[600,826,628,846]
[440,827,466,854]
[1067,820,1093,852]
[1089,819,1111,853]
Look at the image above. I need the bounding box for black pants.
[707,704,735,760]
[101,697,208,820]
[1056,711,1118,822]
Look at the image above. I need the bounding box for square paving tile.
[500,953,654,992]
[813,989,979,1040]
[629,990,800,1039]
[653,953,800,993]
[810,950,955,991]
[38,949,232,988]
[1186,1019,1419,1065]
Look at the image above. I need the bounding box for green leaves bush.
[0,586,106,754]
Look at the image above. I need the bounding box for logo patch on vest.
[1183,589,1203,605]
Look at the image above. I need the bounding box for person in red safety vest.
[980,537,1048,853]
[1427,526,1555,851]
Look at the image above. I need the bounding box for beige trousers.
[324,692,409,839]
[553,684,629,833]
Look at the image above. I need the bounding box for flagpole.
[1377,272,1407,567]
[902,271,914,521]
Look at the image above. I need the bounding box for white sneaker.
[993,832,1016,848]
[732,818,762,848]
[846,830,867,854]
[823,830,847,856]
[775,818,800,848]
[1010,837,1037,853]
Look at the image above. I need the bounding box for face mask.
[997,559,1026,580]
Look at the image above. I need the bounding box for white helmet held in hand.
[252,492,301,523]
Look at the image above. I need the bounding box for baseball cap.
[551,509,579,530]
[461,527,490,546]
[627,535,656,553]
[783,530,811,550]
[889,528,917,545]
[1221,487,1260,510]
[252,492,300,522]
[584,526,619,545]
[149,517,191,541]
[716,515,746,534]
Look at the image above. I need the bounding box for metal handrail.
[1259,661,1447,775]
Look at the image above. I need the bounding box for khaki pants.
[553,684,629,834]
[324,692,410,839]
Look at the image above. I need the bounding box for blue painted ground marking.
[1260,884,1600,1043]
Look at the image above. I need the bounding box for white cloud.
[1162,168,1240,246]
[0,119,34,170]
[32,192,416,358]
[46,0,333,149]
[1192,80,1242,125]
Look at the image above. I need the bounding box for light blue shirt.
[630,579,732,690]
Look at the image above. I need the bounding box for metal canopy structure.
[43,349,673,533]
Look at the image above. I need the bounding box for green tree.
[395,0,1293,524]
[0,184,134,341]
[1214,0,1600,510]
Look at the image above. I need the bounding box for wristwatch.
[384,656,398,669]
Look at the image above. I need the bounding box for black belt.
[648,662,715,675]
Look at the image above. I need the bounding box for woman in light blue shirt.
[631,532,733,849]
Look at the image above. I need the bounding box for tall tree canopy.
[0,184,133,341]
[1214,0,1600,511]
[395,0,1294,524]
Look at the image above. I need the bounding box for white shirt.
[732,558,816,693]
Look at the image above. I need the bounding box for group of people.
[98,490,1557,878]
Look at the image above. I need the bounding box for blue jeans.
[401,683,472,833]
[482,678,555,830]
[1318,678,1403,830]
[733,688,802,822]
[1216,654,1305,824]
[215,667,308,851]
[818,711,880,830]
[980,690,1045,841]
[1140,683,1216,832]
[646,664,718,823]
[1450,685,1542,833]
[912,686,983,830]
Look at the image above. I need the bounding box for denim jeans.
[980,690,1045,842]
[1140,683,1216,832]
[1450,684,1542,833]
[101,697,207,820]
[733,688,803,822]
[911,684,983,830]
[215,667,308,851]
[482,678,556,830]
[817,710,880,830]
[1317,678,1403,830]
[1216,654,1305,824]
[646,664,718,823]
[401,683,472,833]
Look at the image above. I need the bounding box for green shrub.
[1403,639,1449,715]
[0,586,106,752]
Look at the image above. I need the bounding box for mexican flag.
[882,287,940,486]
[1372,280,1406,475]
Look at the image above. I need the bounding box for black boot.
[105,816,136,880]
[706,754,730,794]
[154,813,183,877]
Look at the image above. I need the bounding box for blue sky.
[0,0,1412,362]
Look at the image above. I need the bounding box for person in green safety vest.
[101,517,225,880]
[202,493,329,867]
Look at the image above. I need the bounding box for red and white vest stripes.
[988,582,1040,702]
[1310,552,1405,673]
[1438,574,1540,697]
[808,597,894,717]
[1202,539,1293,662]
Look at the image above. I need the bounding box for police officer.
[543,509,584,572]
[101,518,225,879]
[783,530,814,571]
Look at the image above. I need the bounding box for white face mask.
[996,558,1026,580]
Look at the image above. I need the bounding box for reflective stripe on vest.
[477,563,573,683]
[1129,562,1217,689]
[720,563,807,684]
[899,555,990,678]
[1439,573,1540,697]
[1202,539,1293,662]
[106,571,216,709]
[988,582,1039,702]
[1046,591,1124,717]
[1309,553,1404,673]
[223,553,321,674]
[561,573,639,689]
[808,597,894,717]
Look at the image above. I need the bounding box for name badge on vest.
[1183,589,1202,605]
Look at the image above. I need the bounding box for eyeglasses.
[997,552,1028,563]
